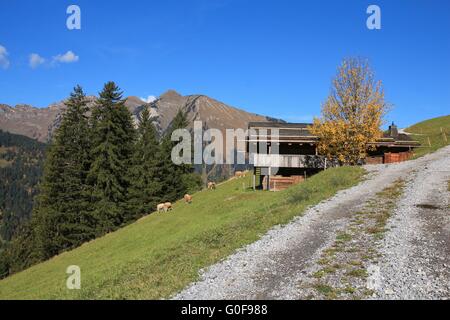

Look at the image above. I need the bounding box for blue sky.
[0,0,449,128]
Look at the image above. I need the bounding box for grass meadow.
[0,166,364,299]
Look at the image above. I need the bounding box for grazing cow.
[184,194,193,203]
[157,203,166,212]
[207,182,216,190]
[157,202,173,212]
[164,202,173,211]
[235,171,245,178]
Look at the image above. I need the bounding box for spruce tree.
[88,82,136,234]
[3,221,39,275]
[160,109,198,202]
[33,85,93,259]
[128,106,163,218]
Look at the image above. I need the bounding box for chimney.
[389,122,399,138]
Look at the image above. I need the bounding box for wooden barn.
[246,122,420,191]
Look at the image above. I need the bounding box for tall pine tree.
[88,82,136,234]
[128,106,163,219]
[33,85,93,259]
[160,109,199,202]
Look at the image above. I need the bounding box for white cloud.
[140,95,157,103]
[52,50,79,64]
[29,53,46,69]
[0,45,10,69]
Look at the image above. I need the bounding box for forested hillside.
[0,130,46,242]
[0,83,202,280]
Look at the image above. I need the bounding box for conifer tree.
[2,221,39,276]
[128,106,163,218]
[88,82,136,234]
[33,85,93,259]
[160,109,198,201]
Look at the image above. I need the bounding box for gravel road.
[174,146,450,300]
[373,147,450,299]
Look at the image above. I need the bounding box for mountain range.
[0,90,279,142]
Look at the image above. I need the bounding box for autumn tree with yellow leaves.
[311,58,389,165]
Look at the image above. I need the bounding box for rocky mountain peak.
[0,90,276,142]
[160,89,183,101]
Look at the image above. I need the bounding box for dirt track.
[174,146,450,300]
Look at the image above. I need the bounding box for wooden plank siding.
[253,154,327,169]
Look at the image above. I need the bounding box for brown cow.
[207,182,216,190]
[235,171,245,178]
[184,194,193,203]
[164,202,173,211]
[157,202,173,212]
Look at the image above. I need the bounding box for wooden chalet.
[246,122,420,191]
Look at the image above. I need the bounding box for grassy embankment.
[405,115,450,158]
[0,167,364,299]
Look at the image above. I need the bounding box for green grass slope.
[405,115,450,158]
[0,167,364,300]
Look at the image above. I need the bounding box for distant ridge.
[0,90,277,142]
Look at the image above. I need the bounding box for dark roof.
[248,122,311,129]
[247,121,420,147]
[248,122,315,140]
[382,132,414,142]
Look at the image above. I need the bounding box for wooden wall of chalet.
[365,151,413,165]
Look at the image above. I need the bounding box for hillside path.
[174,146,450,300]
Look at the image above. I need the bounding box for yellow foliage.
[311,58,388,165]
